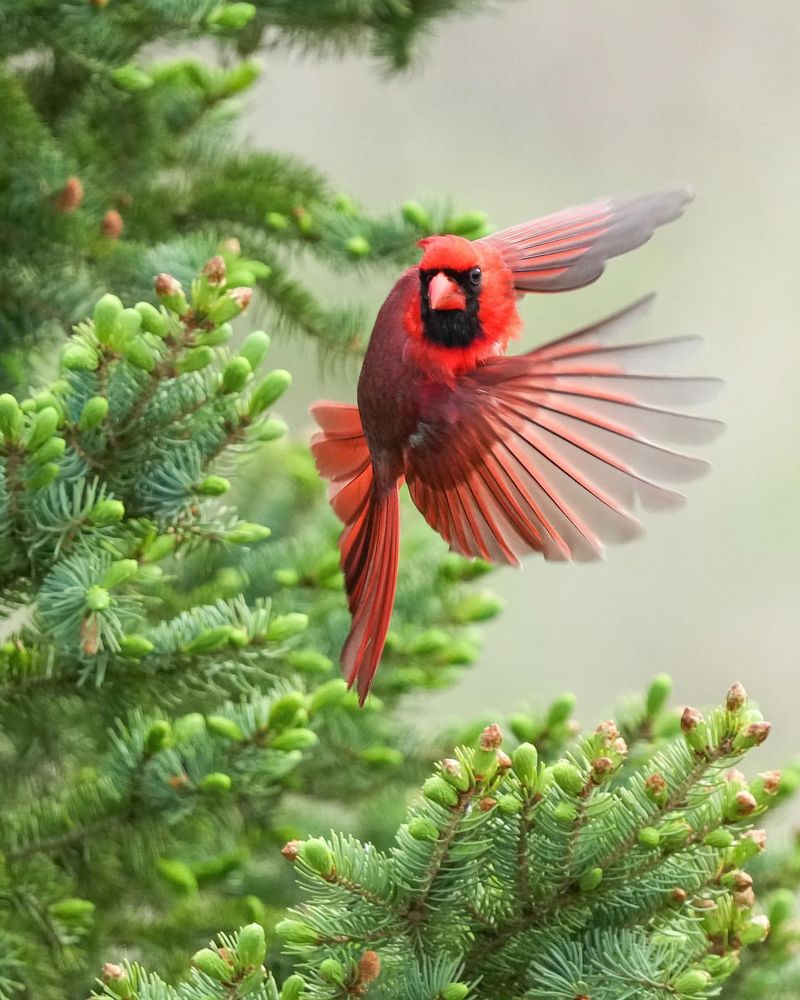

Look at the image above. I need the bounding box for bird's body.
[312,190,721,703]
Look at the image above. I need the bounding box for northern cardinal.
[311,190,720,704]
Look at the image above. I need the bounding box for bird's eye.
[469,266,482,288]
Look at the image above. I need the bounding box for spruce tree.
[1,4,798,1000]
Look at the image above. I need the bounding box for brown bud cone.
[441,758,463,778]
[670,888,688,904]
[101,209,124,239]
[479,723,503,751]
[281,839,302,862]
[55,176,84,212]
[734,886,756,909]
[735,790,758,816]
[746,722,772,745]
[203,255,227,286]
[168,773,190,790]
[155,272,182,297]
[102,963,125,982]
[80,616,100,655]
[613,737,629,757]
[496,750,512,770]
[221,237,241,254]
[595,719,621,741]
[730,870,754,892]
[726,681,747,712]
[478,797,497,812]
[681,706,703,732]
[230,286,253,310]
[758,770,781,795]
[91,0,110,7]
[645,773,667,796]
[744,828,767,852]
[692,897,717,910]
[358,950,381,984]
[725,768,747,784]
[592,756,614,777]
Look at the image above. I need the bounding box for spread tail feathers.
[310,402,400,704]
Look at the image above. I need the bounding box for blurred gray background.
[242,1,799,766]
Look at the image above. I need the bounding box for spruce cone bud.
[153,271,177,298]
[734,886,756,909]
[680,706,703,732]
[756,770,781,796]
[743,828,767,852]
[102,963,125,982]
[280,974,305,1000]
[733,790,758,816]
[645,673,672,716]
[154,273,188,314]
[478,797,497,812]
[638,826,660,848]
[479,724,503,751]
[511,743,538,789]
[192,947,231,981]
[726,681,747,711]
[592,756,614,779]
[358,951,381,984]
[552,762,585,795]
[236,923,266,968]
[440,985,469,1000]
[595,719,621,742]
[281,840,301,862]
[739,913,770,944]
[703,828,734,849]
[221,237,241,254]
[101,209,124,239]
[203,255,227,286]
[670,888,688,905]
[408,817,439,841]
[55,176,84,212]
[423,775,459,807]
[673,970,711,993]
[734,721,771,749]
[613,736,628,757]
[440,758,470,792]
[232,286,253,309]
[644,773,668,801]
[298,838,335,876]
[725,768,747,784]
[496,749,512,770]
[729,870,753,892]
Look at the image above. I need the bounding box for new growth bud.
[726,681,747,712]
[358,950,381,984]
[55,176,84,212]
[101,209,124,239]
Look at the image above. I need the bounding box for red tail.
[310,402,400,705]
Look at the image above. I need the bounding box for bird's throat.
[421,302,484,349]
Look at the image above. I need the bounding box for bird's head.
[404,235,521,376]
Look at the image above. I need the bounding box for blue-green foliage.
[0,260,497,999]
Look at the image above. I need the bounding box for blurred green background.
[241,1,799,765]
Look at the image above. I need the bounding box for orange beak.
[428,271,466,311]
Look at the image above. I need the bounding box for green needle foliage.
[0,0,490,385]
[87,681,800,1000]
[0,260,495,999]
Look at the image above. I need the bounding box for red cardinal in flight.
[311,190,720,704]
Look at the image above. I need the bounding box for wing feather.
[404,298,719,565]
[482,191,692,293]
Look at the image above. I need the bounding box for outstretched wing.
[404,297,722,565]
[482,190,692,293]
